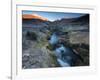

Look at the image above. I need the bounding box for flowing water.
[49,33,59,45]
[48,32,83,67]
[49,33,72,67]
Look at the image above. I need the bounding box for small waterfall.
[55,44,71,67]
[55,44,66,58]
[57,58,70,67]
[49,33,59,45]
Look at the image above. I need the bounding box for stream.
[49,32,81,67]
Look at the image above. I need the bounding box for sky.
[22,10,87,21]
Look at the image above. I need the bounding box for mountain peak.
[22,14,48,21]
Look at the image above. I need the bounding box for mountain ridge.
[22,14,48,21]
